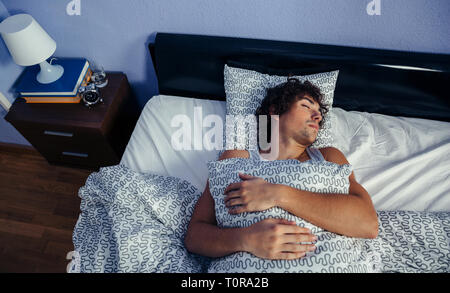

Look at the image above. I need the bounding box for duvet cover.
[69,164,449,273]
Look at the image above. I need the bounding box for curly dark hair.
[255,77,328,143]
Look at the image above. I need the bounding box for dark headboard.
[149,33,450,122]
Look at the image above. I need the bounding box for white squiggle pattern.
[371,210,450,272]
[71,164,209,273]
[206,156,378,273]
[71,164,450,273]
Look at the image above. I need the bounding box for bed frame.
[149,33,450,122]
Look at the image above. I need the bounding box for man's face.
[278,95,323,146]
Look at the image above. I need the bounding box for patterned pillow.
[224,65,339,150]
[206,157,379,273]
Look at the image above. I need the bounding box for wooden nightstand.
[5,73,140,170]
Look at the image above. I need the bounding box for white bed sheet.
[121,95,450,212]
[121,95,225,191]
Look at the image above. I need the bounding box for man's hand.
[242,218,317,260]
[224,173,279,214]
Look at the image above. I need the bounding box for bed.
[69,33,450,273]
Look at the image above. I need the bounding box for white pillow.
[224,65,339,150]
[120,95,226,191]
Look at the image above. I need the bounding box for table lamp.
[0,13,64,84]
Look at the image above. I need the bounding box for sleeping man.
[184,78,379,272]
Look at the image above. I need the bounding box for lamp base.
[37,60,64,84]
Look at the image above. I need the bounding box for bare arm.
[184,150,316,259]
[225,148,379,239]
[184,180,248,257]
[275,147,379,238]
[275,180,378,238]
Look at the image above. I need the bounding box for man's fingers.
[270,219,312,233]
[224,173,258,194]
[273,218,309,230]
[279,223,312,235]
[225,197,244,207]
[281,243,314,253]
[228,205,247,214]
[238,173,256,180]
[283,234,317,244]
[224,191,240,203]
[274,244,316,260]
[224,182,241,194]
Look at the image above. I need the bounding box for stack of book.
[16,58,92,103]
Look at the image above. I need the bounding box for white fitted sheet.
[121,95,450,212]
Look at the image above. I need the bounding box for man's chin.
[309,136,318,146]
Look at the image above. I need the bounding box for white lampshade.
[0,14,56,66]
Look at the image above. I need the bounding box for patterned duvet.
[69,164,449,273]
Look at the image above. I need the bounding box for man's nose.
[312,110,322,122]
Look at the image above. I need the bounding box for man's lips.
[308,124,319,131]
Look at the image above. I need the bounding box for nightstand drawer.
[15,123,105,148]
[13,123,120,168]
[36,142,120,169]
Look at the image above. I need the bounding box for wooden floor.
[0,143,93,273]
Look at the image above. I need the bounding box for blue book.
[16,58,90,97]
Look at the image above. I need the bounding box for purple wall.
[1,0,449,145]
[0,0,30,145]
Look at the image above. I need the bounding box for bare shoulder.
[318,147,349,165]
[218,149,250,161]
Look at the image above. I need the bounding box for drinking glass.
[90,61,108,88]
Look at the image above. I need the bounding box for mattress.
[121,95,450,212]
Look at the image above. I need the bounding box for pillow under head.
[223,64,339,150]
